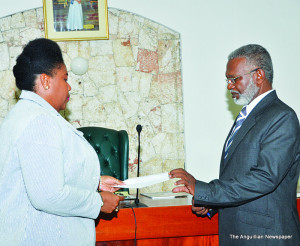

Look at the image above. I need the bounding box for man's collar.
[245,89,274,116]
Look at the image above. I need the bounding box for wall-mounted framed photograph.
[43,0,108,41]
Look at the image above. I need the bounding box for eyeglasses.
[226,67,261,85]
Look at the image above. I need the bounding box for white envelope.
[114,172,170,189]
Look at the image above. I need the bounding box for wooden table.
[95,197,300,246]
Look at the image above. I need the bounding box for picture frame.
[43,0,108,41]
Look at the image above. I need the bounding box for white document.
[114,172,170,189]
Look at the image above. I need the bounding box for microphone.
[136,124,142,134]
[130,124,147,208]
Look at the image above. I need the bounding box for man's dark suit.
[195,91,300,245]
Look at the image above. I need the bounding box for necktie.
[224,107,247,159]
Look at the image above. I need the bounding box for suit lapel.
[65,122,87,140]
[59,115,88,142]
[220,91,278,175]
[223,117,256,164]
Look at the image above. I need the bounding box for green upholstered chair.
[77,127,129,185]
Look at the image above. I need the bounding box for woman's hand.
[99,176,125,193]
[100,192,125,213]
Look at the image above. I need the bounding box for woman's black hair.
[13,38,64,91]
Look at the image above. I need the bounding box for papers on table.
[141,191,188,200]
[114,172,170,189]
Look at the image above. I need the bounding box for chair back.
[77,127,129,182]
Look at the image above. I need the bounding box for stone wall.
[0,7,184,193]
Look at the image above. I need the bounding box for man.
[170,44,300,245]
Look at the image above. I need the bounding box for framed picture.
[43,0,108,41]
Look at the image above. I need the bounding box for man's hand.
[100,191,125,213]
[192,197,209,216]
[99,176,125,193]
[169,168,196,196]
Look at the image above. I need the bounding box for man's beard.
[232,77,259,106]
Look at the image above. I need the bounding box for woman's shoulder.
[0,99,61,142]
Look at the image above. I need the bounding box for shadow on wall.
[225,90,242,120]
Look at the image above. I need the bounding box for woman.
[0,38,124,245]
[67,0,84,31]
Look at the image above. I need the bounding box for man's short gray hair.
[228,44,273,84]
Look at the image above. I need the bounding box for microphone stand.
[130,124,147,208]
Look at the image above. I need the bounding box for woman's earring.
[45,86,49,90]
